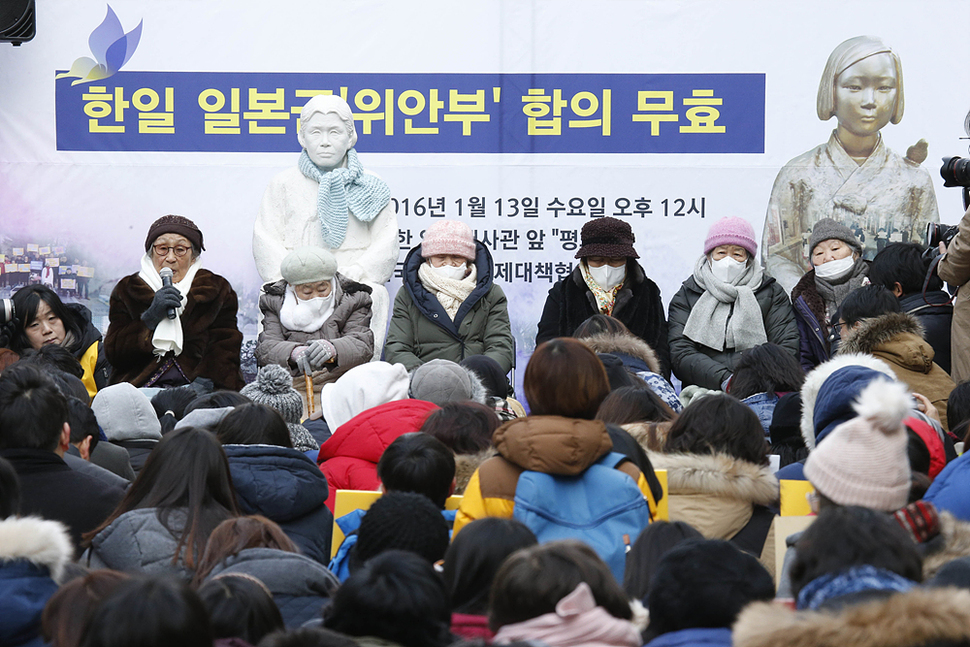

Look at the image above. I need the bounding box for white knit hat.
[280,246,337,285]
[803,378,912,512]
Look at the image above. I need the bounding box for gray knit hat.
[241,364,304,423]
[408,359,487,406]
[808,218,863,258]
[241,364,319,452]
[280,246,337,285]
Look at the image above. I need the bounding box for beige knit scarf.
[418,262,477,321]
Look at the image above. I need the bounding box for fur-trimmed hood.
[649,452,779,506]
[623,421,673,453]
[840,312,936,372]
[0,517,73,580]
[733,587,970,647]
[799,353,896,450]
[454,448,496,495]
[923,511,970,580]
[579,332,662,374]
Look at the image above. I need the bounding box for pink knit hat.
[803,378,912,512]
[421,220,476,260]
[703,217,757,256]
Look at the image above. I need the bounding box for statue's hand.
[340,264,365,283]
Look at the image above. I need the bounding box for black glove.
[141,286,183,330]
[0,317,20,349]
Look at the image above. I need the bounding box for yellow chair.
[653,469,669,521]
[330,490,463,558]
[779,479,816,517]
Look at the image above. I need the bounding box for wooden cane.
[304,372,315,416]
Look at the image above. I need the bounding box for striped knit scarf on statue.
[298,148,391,248]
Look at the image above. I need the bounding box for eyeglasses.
[153,244,191,258]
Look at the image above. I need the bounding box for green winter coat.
[385,241,514,374]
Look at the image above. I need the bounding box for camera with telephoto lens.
[926,222,960,251]
[941,156,970,188]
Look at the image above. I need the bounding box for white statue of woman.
[254,95,399,356]
[762,35,939,293]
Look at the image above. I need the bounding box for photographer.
[937,204,970,384]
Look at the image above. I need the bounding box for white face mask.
[431,263,469,281]
[814,255,855,280]
[588,263,626,291]
[710,257,747,283]
[280,288,335,333]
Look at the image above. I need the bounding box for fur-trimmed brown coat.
[839,312,955,430]
[649,451,779,569]
[105,269,244,390]
[733,587,970,647]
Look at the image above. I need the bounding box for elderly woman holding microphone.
[105,215,244,390]
[256,246,374,409]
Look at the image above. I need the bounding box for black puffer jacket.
[667,274,799,390]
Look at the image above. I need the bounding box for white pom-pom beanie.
[804,378,913,512]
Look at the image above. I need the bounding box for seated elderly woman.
[104,215,244,390]
[791,219,868,371]
[4,284,110,398]
[255,246,373,401]
[668,217,799,391]
[385,220,514,373]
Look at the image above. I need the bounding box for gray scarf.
[814,258,868,321]
[298,148,391,248]
[683,255,767,352]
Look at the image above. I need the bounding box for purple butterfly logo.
[56,5,142,86]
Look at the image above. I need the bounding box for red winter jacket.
[317,399,439,511]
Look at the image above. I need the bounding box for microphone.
[159,267,177,320]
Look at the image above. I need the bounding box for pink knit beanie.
[703,217,757,256]
[421,220,476,260]
[803,378,912,512]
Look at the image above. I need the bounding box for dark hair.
[524,338,610,419]
[572,314,632,339]
[41,570,130,647]
[194,515,300,584]
[20,343,84,378]
[257,627,358,647]
[45,369,90,404]
[351,491,451,570]
[67,396,100,451]
[442,517,538,615]
[840,285,901,327]
[727,343,805,400]
[0,363,68,452]
[869,242,941,294]
[489,540,632,631]
[623,521,704,601]
[79,577,213,647]
[198,574,284,644]
[948,381,970,435]
[377,433,456,508]
[152,385,201,434]
[420,402,499,454]
[84,426,239,570]
[595,385,676,425]
[215,404,293,448]
[0,455,21,519]
[323,550,452,647]
[646,539,774,636]
[789,506,922,599]
[184,390,251,415]
[664,393,768,466]
[10,285,83,354]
